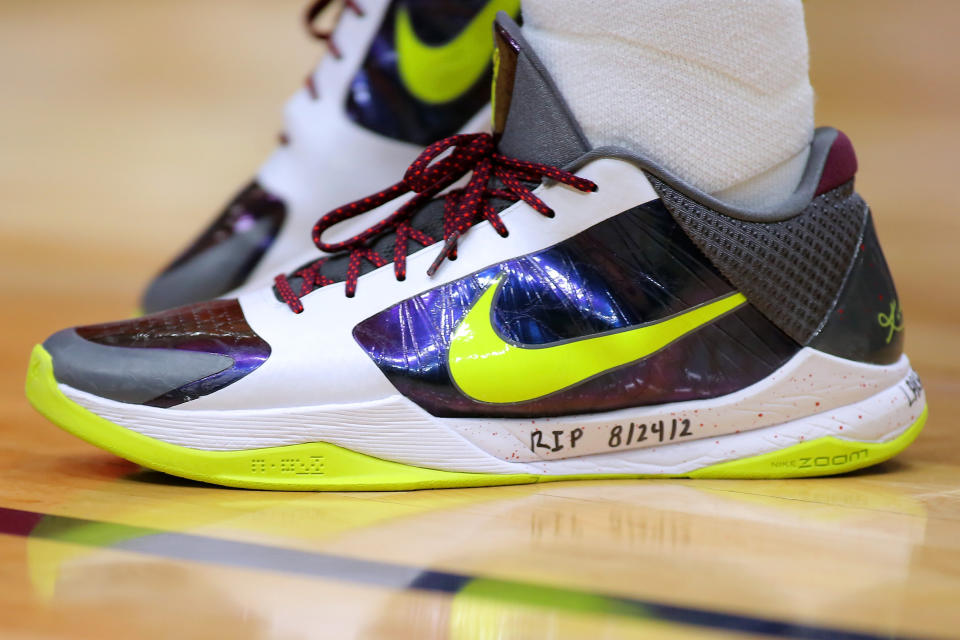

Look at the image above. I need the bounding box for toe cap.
[45,299,270,407]
[44,328,233,405]
[141,181,286,314]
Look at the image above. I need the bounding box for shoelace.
[274,132,598,313]
[304,0,365,59]
[278,0,365,145]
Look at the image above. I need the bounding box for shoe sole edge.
[25,344,928,490]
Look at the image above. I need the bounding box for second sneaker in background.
[141,0,519,314]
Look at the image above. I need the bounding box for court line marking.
[0,505,931,640]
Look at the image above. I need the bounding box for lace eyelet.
[280,132,596,311]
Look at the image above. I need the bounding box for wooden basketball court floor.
[1,1,958,637]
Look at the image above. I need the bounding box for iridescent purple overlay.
[345,0,499,145]
[353,202,800,418]
[77,299,270,408]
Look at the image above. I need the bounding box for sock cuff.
[522,0,815,206]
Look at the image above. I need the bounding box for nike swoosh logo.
[448,275,748,404]
[395,0,520,104]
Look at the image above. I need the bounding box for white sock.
[521,0,815,208]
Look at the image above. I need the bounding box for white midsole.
[61,348,924,475]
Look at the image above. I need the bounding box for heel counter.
[809,213,904,364]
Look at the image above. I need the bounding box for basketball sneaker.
[141,0,520,314]
[27,14,926,490]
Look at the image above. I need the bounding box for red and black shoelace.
[274,132,597,313]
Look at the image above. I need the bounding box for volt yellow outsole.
[25,345,927,491]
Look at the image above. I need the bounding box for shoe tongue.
[491,14,590,168]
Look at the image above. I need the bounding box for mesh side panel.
[650,177,868,344]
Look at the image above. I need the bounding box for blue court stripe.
[0,505,927,640]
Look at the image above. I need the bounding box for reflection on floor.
[9,467,936,639]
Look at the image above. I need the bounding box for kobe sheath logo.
[448,275,747,404]
[395,0,520,104]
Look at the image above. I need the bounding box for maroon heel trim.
[816,130,858,196]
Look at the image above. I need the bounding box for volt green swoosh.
[448,277,748,404]
[395,0,520,105]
